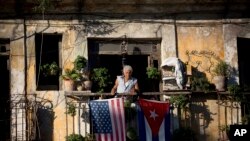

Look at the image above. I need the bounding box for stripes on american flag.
[89,98,126,141]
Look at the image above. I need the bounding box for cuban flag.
[137,99,170,141]
[89,98,126,141]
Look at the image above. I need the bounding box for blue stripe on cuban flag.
[137,99,170,141]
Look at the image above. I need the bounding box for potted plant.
[65,133,84,141]
[91,67,111,92]
[40,61,60,77]
[213,60,229,91]
[74,55,87,72]
[146,67,161,92]
[74,55,92,90]
[61,69,82,91]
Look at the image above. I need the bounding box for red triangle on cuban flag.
[138,99,170,137]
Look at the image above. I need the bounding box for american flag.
[89,98,126,141]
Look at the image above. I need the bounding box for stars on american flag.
[90,101,112,133]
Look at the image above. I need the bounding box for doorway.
[0,55,10,140]
[89,54,149,92]
[237,37,250,89]
[88,38,161,93]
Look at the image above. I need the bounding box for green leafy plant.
[219,124,230,132]
[91,67,111,92]
[213,60,229,77]
[191,76,212,93]
[40,61,59,77]
[146,67,161,91]
[74,55,87,72]
[66,102,76,117]
[170,95,189,109]
[61,69,82,81]
[65,133,84,141]
[228,84,244,102]
[146,67,161,80]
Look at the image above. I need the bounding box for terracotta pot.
[84,80,92,90]
[77,85,83,91]
[214,76,226,91]
[64,80,74,91]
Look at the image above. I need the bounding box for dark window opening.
[35,34,62,90]
[0,39,10,141]
[237,37,250,122]
[237,37,250,90]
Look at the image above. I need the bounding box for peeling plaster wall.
[178,25,224,81]
[1,18,250,141]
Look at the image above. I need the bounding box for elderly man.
[111,65,140,96]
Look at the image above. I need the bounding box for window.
[35,34,62,90]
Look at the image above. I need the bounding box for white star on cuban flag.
[150,109,158,120]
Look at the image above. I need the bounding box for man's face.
[124,69,132,77]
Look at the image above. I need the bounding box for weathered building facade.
[0,0,250,140]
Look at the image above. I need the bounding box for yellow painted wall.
[177,25,224,81]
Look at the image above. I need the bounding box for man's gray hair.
[123,65,133,72]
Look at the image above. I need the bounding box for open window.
[35,34,62,90]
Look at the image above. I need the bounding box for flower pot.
[84,80,92,90]
[77,84,83,91]
[214,76,226,91]
[64,80,74,91]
